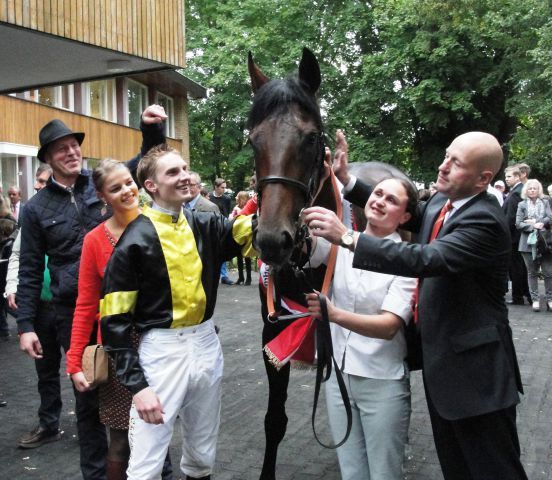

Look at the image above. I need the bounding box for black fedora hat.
[37,119,85,162]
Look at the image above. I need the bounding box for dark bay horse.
[248,48,410,479]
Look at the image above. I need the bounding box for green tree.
[184,0,550,187]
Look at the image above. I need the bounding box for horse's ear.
[298,47,321,95]
[248,51,270,93]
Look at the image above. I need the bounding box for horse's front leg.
[260,346,290,480]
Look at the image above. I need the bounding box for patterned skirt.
[98,330,139,430]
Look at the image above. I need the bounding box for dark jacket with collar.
[100,207,254,394]
[16,121,165,334]
[347,182,522,421]
[503,182,523,244]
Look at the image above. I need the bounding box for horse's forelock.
[248,77,322,130]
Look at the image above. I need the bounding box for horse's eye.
[305,133,318,146]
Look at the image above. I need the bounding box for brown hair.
[92,158,129,192]
[0,218,16,240]
[137,144,179,196]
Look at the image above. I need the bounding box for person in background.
[231,191,252,285]
[185,172,219,213]
[504,165,531,305]
[0,197,16,340]
[0,218,16,340]
[494,180,506,198]
[515,179,552,312]
[7,186,23,224]
[517,163,530,185]
[305,176,417,480]
[209,178,234,285]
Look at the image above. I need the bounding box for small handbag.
[81,344,109,389]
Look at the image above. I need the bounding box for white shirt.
[310,234,416,379]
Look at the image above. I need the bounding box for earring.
[101,202,108,216]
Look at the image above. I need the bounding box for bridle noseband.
[255,131,326,213]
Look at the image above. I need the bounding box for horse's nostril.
[281,231,294,251]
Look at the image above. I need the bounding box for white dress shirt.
[310,234,416,379]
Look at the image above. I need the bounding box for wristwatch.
[340,229,355,250]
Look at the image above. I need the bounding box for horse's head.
[248,48,324,267]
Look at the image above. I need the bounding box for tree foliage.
[184,0,552,188]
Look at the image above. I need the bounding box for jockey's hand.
[19,332,43,359]
[303,206,348,245]
[133,387,165,424]
[141,104,168,125]
[332,129,351,186]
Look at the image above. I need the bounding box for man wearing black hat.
[16,105,167,480]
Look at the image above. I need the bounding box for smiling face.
[365,178,412,235]
[144,152,192,211]
[98,166,139,214]
[44,134,82,186]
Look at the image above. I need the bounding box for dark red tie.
[413,200,453,323]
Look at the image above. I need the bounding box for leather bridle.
[255,131,326,213]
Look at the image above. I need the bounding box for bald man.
[304,131,527,479]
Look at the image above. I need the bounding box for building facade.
[0,1,205,199]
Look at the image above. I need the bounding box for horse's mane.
[248,77,322,130]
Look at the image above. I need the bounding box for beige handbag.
[82,345,109,389]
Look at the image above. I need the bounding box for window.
[23,85,74,110]
[0,155,18,196]
[85,80,116,122]
[126,80,148,129]
[156,93,175,137]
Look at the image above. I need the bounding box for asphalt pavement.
[0,271,551,479]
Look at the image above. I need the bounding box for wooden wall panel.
[1,0,185,67]
[0,96,182,160]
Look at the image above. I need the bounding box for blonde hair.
[521,179,544,199]
[235,191,249,207]
[92,158,129,192]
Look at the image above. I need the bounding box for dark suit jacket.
[503,182,523,244]
[189,195,220,213]
[348,183,522,421]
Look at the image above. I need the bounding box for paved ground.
[0,272,551,479]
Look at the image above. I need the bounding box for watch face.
[341,232,353,246]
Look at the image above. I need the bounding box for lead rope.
[312,293,352,449]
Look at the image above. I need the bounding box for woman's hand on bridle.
[303,206,348,245]
[306,292,336,321]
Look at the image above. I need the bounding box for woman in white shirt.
[305,177,418,480]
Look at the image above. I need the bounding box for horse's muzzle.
[256,229,295,267]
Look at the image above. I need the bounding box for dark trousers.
[510,248,530,301]
[237,253,252,282]
[55,303,108,480]
[33,302,63,432]
[0,296,9,336]
[425,387,527,480]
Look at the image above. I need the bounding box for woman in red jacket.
[67,159,140,479]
